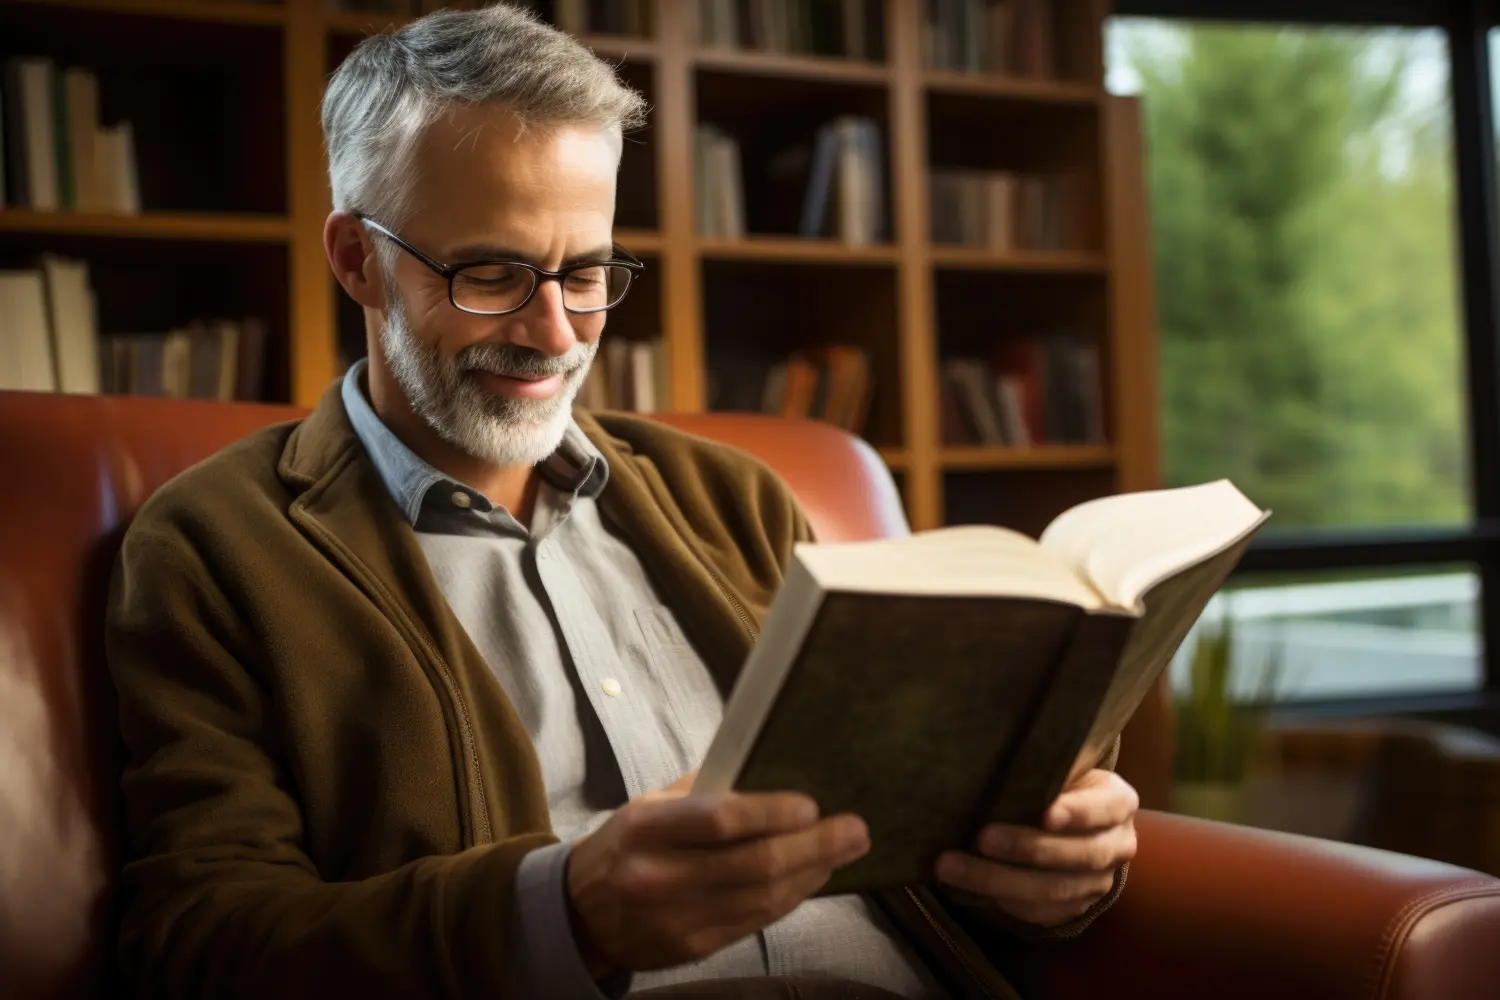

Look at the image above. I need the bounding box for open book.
[691,479,1269,895]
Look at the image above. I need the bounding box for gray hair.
[322,2,647,241]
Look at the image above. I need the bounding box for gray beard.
[378,291,597,467]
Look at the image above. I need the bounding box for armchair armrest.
[985,809,1500,1000]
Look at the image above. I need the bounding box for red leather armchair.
[3,391,1499,1000]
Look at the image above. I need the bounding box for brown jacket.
[106,381,1120,1000]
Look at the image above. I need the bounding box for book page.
[796,524,1107,610]
[1038,480,1267,611]
[1073,536,1257,765]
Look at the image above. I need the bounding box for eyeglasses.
[353,211,644,316]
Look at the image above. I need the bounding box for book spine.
[983,612,1136,828]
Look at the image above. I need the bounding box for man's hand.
[934,769,1138,928]
[565,772,870,979]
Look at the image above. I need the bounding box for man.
[106,6,1137,999]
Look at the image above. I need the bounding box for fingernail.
[935,853,962,881]
[1047,806,1069,829]
[842,817,870,854]
[980,826,1006,854]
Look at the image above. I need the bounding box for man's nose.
[508,279,577,358]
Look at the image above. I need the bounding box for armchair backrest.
[0,391,907,999]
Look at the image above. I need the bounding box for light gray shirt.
[341,361,946,999]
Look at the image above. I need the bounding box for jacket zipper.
[905,888,998,1000]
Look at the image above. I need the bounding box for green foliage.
[1174,617,1283,783]
[1120,23,1467,530]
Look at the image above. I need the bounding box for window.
[1107,20,1470,536]
[1174,565,1484,701]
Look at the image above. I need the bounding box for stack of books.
[99,320,268,401]
[2,59,140,213]
[922,0,1057,77]
[941,333,1103,446]
[698,0,884,60]
[930,168,1068,250]
[709,345,873,434]
[575,337,668,413]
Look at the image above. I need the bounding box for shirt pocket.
[631,605,725,766]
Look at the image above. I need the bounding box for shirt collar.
[340,357,608,527]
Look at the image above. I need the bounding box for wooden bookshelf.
[0,0,1159,536]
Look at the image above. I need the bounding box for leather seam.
[1368,879,1500,1000]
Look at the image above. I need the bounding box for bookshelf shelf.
[614,228,664,254]
[693,47,890,85]
[877,447,909,471]
[923,70,1101,105]
[941,445,1118,471]
[930,247,1108,274]
[696,236,899,264]
[0,210,291,243]
[15,0,287,26]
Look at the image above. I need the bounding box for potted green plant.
[1173,612,1283,823]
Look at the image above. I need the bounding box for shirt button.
[601,678,622,697]
[451,491,471,509]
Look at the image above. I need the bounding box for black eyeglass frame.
[352,211,645,316]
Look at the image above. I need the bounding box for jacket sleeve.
[106,525,552,1000]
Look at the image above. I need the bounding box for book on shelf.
[100,318,268,402]
[1,59,139,213]
[930,168,1068,250]
[0,256,98,394]
[695,124,746,239]
[708,344,873,435]
[692,478,1270,894]
[761,116,885,244]
[923,0,1055,78]
[575,336,666,413]
[698,0,884,60]
[941,332,1102,447]
[0,270,57,392]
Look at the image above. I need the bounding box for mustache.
[456,342,584,379]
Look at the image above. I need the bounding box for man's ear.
[325,211,388,311]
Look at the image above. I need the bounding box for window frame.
[1113,0,1500,700]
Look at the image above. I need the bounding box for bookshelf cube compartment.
[926,91,1100,253]
[694,69,890,243]
[702,258,900,447]
[0,231,290,402]
[944,468,1117,539]
[935,268,1110,448]
[0,6,285,214]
